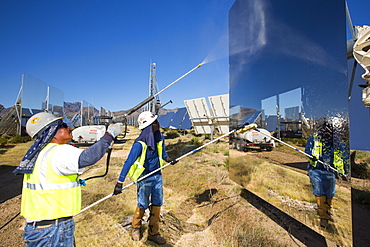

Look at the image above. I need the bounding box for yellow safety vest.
[128,140,164,182]
[309,134,345,174]
[21,143,81,220]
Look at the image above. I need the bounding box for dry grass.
[0,141,33,167]
[73,127,286,246]
[229,150,352,247]
[229,154,313,202]
[2,127,344,246]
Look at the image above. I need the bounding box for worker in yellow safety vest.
[13,112,123,246]
[113,111,177,245]
[305,121,349,228]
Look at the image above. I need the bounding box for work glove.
[107,123,123,138]
[166,158,178,165]
[340,173,349,182]
[113,182,123,195]
[309,156,318,162]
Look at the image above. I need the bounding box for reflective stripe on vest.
[21,143,81,220]
[128,140,164,182]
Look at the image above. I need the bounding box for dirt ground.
[1,135,369,247]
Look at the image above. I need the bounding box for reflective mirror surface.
[229,0,351,245]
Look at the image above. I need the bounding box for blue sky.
[0,0,234,112]
[0,0,368,113]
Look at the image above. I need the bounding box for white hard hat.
[138,111,158,130]
[26,112,64,138]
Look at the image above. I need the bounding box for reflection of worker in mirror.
[305,121,349,228]
[113,111,177,245]
[13,112,123,246]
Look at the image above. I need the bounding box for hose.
[79,148,113,185]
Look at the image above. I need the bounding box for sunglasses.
[60,123,69,129]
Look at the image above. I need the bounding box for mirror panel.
[229,0,351,245]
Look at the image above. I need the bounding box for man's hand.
[166,158,178,165]
[310,156,318,162]
[339,173,349,182]
[107,123,123,138]
[113,182,123,195]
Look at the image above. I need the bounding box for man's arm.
[78,133,114,168]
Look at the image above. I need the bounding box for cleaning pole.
[78,123,257,214]
[251,127,348,181]
[124,63,203,116]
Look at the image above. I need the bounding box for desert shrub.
[223,157,229,169]
[190,136,203,146]
[0,137,7,147]
[351,150,370,179]
[165,129,180,139]
[282,138,307,147]
[8,135,31,144]
[1,133,12,139]
[354,150,370,163]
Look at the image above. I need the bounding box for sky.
[0,0,368,113]
[0,0,234,112]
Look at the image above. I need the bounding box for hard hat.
[26,112,64,138]
[138,111,158,130]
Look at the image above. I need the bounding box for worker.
[13,112,123,246]
[113,111,176,245]
[305,121,349,228]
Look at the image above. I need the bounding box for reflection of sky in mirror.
[48,85,64,107]
[279,88,301,119]
[81,100,95,124]
[229,0,347,120]
[48,85,64,117]
[22,74,47,110]
[48,85,64,108]
[261,96,276,116]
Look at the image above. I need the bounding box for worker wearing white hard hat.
[113,111,177,245]
[14,111,123,246]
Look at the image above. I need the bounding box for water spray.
[78,123,256,214]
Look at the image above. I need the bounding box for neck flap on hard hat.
[135,124,161,152]
[13,120,62,175]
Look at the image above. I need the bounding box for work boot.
[148,205,166,245]
[315,196,331,227]
[148,233,166,245]
[320,218,329,228]
[132,228,141,241]
[325,197,336,222]
[131,206,145,241]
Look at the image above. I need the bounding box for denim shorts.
[308,168,336,198]
[137,173,163,210]
[24,218,75,247]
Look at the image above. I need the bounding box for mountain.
[0,102,178,119]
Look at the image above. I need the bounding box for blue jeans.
[308,168,336,198]
[24,218,75,247]
[137,173,163,210]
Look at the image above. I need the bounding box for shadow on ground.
[240,188,336,247]
[0,165,22,203]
